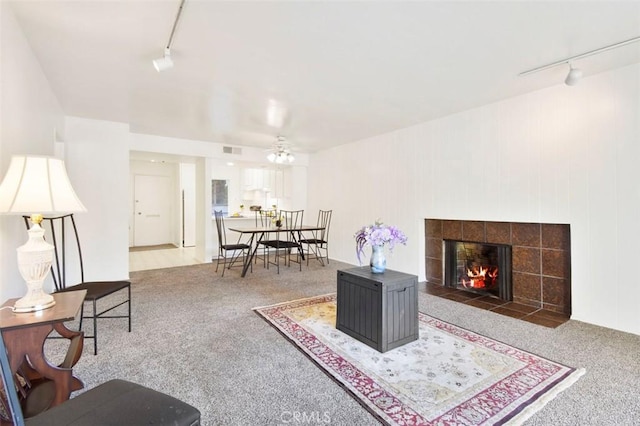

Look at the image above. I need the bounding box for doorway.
[133,174,173,246]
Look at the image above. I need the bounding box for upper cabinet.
[243,168,262,190]
[242,167,285,196]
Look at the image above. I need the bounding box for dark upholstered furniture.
[0,332,201,426]
[23,380,201,426]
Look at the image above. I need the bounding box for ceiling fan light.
[267,135,295,164]
[153,48,173,72]
[564,65,582,86]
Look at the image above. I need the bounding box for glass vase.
[370,245,386,274]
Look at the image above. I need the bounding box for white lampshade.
[0,155,86,313]
[0,156,86,214]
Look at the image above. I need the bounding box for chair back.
[316,210,332,242]
[280,210,303,230]
[0,332,26,426]
[258,210,273,227]
[214,210,227,246]
[23,214,85,292]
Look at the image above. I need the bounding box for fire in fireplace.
[444,240,512,301]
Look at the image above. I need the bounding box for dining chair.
[253,209,275,267]
[24,214,131,356]
[214,210,252,276]
[260,209,304,273]
[299,209,332,266]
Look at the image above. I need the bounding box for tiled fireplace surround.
[425,219,571,320]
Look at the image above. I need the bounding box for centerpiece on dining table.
[355,219,407,273]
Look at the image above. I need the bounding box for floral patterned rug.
[254,294,584,426]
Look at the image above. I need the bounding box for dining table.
[227,224,326,277]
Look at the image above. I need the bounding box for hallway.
[129,246,202,272]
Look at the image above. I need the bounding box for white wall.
[64,117,130,283]
[0,4,65,301]
[308,63,640,336]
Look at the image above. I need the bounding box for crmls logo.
[280,411,332,424]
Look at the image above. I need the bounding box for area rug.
[254,294,585,426]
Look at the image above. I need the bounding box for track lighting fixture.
[153,0,186,72]
[519,35,640,86]
[564,65,582,86]
[153,48,173,72]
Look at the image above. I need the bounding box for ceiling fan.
[266,136,295,164]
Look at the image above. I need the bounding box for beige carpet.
[38,260,640,425]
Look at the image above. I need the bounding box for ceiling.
[8,1,640,154]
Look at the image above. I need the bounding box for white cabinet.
[243,168,267,190]
[244,168,283,193]
[241,167,289,200]
[273,169,284,198]
[283,168,292,198]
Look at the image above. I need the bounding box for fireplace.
[425,219,572,315]
[443,240,512,301]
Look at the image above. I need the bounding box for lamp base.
[14,219,56,313]
[13,292,56,313]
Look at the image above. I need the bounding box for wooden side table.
[0,290,86,422]
[336,267,419,352]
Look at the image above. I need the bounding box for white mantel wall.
[308,63,640,336]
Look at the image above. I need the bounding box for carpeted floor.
[45,260,640,425]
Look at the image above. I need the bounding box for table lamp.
[0,155,86,313]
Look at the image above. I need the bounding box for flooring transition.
[129,244,178,252]
[129,246,201,272]
[425,282,570,328]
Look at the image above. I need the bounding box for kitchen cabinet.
[242,168,285,195]
[243,168,268,190]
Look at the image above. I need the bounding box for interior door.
[134,175,172,246]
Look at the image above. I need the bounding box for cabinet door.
[283,168,292,198]
[244,168,264,190]
[266,169,276,193]
[273,169,284,198]
[243,169,254,189]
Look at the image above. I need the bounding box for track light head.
[153,48,173,72]
[564,64,582,86]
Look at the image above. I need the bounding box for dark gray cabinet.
[336,267,418,352]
